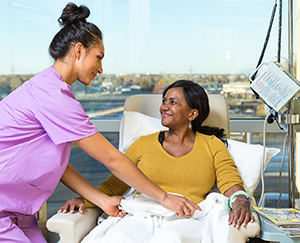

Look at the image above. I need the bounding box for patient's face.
[160,87,192,129]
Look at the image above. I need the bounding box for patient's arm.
[224,184,254,229]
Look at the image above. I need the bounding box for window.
[1,0,290,119]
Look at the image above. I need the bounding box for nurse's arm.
[60,163,125,217]
[73,132,200,217]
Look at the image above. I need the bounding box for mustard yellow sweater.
[85,132,243,207]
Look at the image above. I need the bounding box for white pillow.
[119,111,280,196]
[226,138,280,196]
[119,111,167,153]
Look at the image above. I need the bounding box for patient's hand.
[58,198,86,214]
[228,197,254,229]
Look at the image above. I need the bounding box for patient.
[59,80,254,242]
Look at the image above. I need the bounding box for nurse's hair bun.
[49,2,102,61]
[58,3,90,27]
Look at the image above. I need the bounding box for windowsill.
[91,119,286,133]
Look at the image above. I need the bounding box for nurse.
[0,2,199,243]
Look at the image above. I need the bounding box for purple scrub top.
[0,66,98,215]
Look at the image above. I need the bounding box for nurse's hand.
[57,196,127,217]
[58,198,86,214]
[160,193,201,217]
[100,195,127,218]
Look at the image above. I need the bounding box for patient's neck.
[161,130,196,157]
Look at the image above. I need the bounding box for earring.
[188,121,192,129]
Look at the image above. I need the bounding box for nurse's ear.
[74,42,84,60]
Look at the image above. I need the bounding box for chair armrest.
[229,211,260,243]
[46,207,102,243]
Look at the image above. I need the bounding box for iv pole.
[288,0,295,208]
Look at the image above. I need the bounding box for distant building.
[222,82,252,95]
[102,80,113,88]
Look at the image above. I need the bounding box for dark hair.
[49,3,103,60]
[162,80,227,144]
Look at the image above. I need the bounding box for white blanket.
[81,193,230,243]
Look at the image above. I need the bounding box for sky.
[0,0,294,75]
